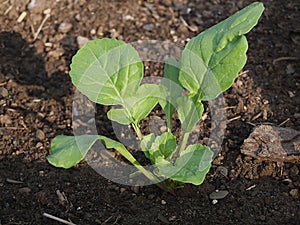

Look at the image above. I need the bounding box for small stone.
[131,186,139,194]
[157,214,169,224]
[77,36,89,48]
[294,113,300,119]
[160,125,167,133]
[142,23,154,31]
[43,8,51,15]
[58,22,73,33]
[289,189,299,198]
[212,199,218,204]
[0,87,8,98]
[286,64,295,75]
[19,187,32,194]
[161,199,167,205]
[90,29,96,35]
[36,142,43,148]
[120,187,126,193]
[75,14,81,21]
[209,190,229,200]
[27,0,38,10]
[36,129,45,141]
[290,165,299,176]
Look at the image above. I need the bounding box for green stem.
[115,143,169,191]
[178,132,190,154]
[171,132,190,164]
[132,122,143,140]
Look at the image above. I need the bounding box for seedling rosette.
[47,2,264,190]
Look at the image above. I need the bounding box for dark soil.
[0,0,299,224]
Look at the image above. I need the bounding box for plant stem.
[171,132,190,164]
[132,122,143,140]
[178,132,190,154]
[114,142,169,191]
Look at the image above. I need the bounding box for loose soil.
[0,0,299,224]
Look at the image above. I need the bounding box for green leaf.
[47,135,162,185]
[107,108,132,125]
[156,144,213,185]
[70,38,143,105]
[129,84,160,124]
[140,133,156,159]
[177,95,204,133]
[179,2,264,100]
[148,132,177,163]
[47,135,99,168]
[159,58,183,130]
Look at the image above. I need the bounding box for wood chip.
[17,12,27,23]
[241,125,300,163]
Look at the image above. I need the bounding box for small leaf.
[159,58,183,130]
[47,135,137,169]
[107,108,132,125]
[155,144,213,185]
[179,2,264,100]
[70,38,143,105]
[177,95,204,133]
[130,84,160,124]
[47,135,99,168]
[147,132,177,163]
[140,133,156,159]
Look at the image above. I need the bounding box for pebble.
[19,187,32,194]
[209,190,229,200]
[294,113,300,119]
[161,199,167,205]
[75,14,81,21]
[120,187,126,193]
[77,36,89,48]
[212,199,218,204]
[131,186,139,194]
[289,189,299,198]
[143,23,154,31]
[160,125,167,133]
[0,87,8,98]
[58,22,73,33]
[36,129,45,141]
[290,165,299,176]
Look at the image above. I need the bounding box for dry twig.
[43,213,76,225]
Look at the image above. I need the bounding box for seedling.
[47,2,264,190]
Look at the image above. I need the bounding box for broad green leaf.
[177,95,204,133]
[155,144,213,185]
[107,108,132,125]
[129,84,160,124]
[159,58,183,130]
[148,132,177,163]
[179,2,264,100]
[47,135,99,168]
[47,135,162,185]
[140,133,156,159]
[70,38,143,105]
[47,135,141,169]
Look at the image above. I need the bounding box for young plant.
[47,2,264,189]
